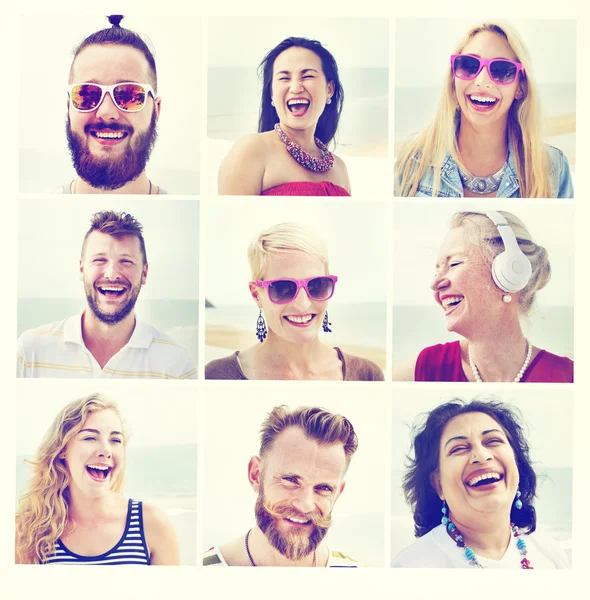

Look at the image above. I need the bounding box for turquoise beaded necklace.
[442,507,533,569]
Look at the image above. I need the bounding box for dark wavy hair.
[69,15,158,91]
[257,37,344,146]
[403,398,537,538]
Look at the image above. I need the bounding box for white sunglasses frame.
[67,82,156,113]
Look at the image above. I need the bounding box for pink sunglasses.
[254,275,338,304]
[450,54,525,85]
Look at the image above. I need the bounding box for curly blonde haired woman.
[395,22,573,198]
[15,394,179,565]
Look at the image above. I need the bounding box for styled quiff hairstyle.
[81,210,148,265]
[258,36,344,146]
[15,394,127,564]
[248,222,329,281]
[259,406,358,470]
[69,15,158,91]
[451,210,550,314]
[395,22,552,198]
[403,397,537,538]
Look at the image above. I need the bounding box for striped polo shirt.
[45,499,150,565]
[203,545,360,567]
[17,313,197,379]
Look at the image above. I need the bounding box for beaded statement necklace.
[244,528,317,567]
[443,515,533,569]
[457,155,509,195]
[274,123,334,173]
[468,339,532,383]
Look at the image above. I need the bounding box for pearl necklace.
[468,339,532,383]
[445,520,533,569]
[274,123,334,173]
[244,528,317,567]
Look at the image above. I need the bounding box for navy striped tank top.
[45,499,150,565]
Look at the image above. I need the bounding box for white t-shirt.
[391,524,570,569]
[17,313,196,379]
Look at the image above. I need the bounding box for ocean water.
[394,82,576,152]
[17,298,199,364]
[206,302,387,350]
[207,67,389,150]
[392,305,574,365]
[391,467,573,562]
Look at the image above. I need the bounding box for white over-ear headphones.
[484,211,532,293]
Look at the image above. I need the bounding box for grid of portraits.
[8,9,583,600]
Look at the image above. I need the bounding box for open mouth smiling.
[284,314,315,326]
[468,94,498,109]
[86,464,112,481]
[440,295,464,314]
[91,130,128,140]
[287,98,310,116]
[97,285,127,298]
[465,471,503,488]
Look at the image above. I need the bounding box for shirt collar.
[63,310,152,349]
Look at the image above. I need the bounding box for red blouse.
[415,341,573,383]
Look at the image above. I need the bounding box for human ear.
[248,282,261,307]
[141,263,149,285]
[248,456,262,492]
[430,472,444,500]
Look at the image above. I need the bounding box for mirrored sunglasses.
[68,82,155,112]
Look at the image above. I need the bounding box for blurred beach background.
[204,199,388,373]
[202,388,389,567]
[394,19,576,176]
[207,17,391,196]
[17,199,199,367]
[392,202,575,368]
[15,384,198,565]
[19,15,201,194]
[390,389,574,565]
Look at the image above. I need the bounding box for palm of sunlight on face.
[454,31,522,130]
[431,226,501,337]
[271,47,334,132]
[434,412,519,527]
[63,409,125,498]
[253,250,329,345]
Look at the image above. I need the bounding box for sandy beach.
[205,324,386,370]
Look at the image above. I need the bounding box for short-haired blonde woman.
[393,211,573,382]
[395,22,573,198]
[205,222,383,380]
[15,394,180,565]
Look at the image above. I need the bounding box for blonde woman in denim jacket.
[395,22,573,199]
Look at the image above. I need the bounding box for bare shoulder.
[219,535,249,566]
[392,355,418,381]
[143,502,180,565]
[218,133,272,195]
[332,154,351,192]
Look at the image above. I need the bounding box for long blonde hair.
[395,22,551,198]
[15,394,126,564]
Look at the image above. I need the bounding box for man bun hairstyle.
[70,15,158,91]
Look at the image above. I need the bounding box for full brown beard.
[254,484,331,561]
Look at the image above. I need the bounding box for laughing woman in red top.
[392,211,573,383]
[218,37,350,196]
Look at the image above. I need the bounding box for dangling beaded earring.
[256,309,267,343]
[441,500,449,526]
[322,312,332,333]
[514,488,523,509]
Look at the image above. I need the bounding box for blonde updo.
[451,211,551,314]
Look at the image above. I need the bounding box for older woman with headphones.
[392,211,573,383]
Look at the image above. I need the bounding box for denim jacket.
[401,144,573,198]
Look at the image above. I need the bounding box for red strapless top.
[415,341,573,383]
[262,181,350,196]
